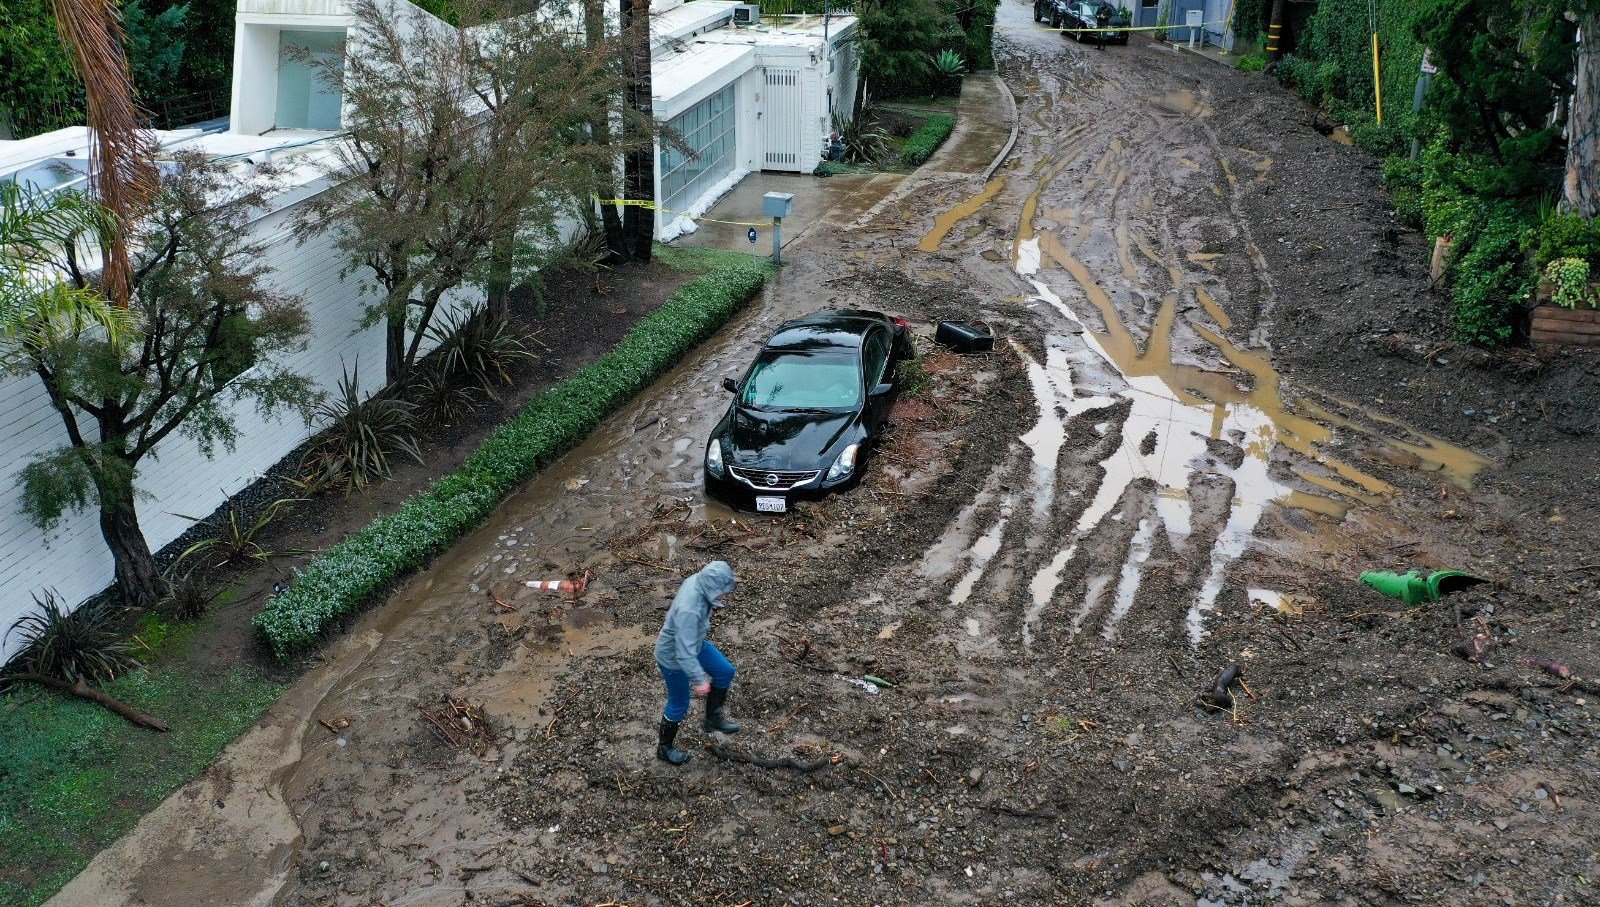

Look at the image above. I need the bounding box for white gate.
[763,67,804,171]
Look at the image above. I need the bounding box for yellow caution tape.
[996,19,1229,33]
[594,196,771,228]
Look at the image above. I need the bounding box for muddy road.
[52,2,1600,906]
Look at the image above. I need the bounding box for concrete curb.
[981,70,1020,183]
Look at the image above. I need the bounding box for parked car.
[1061,1,1130,43]
[703,309,914,512]
[1033,0,1075,27]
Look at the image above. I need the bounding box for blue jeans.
[658,641,736,722]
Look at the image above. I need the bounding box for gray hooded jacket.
[653,561,736,684]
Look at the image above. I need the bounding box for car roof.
[766,309,890,350]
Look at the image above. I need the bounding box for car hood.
[725,406,856,469]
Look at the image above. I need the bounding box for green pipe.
[1359,569,1490,604]
[1360,570,1433,604]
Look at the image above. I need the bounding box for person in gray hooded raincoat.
[653,560,742,764]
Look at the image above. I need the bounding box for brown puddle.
[1196,286,1232,330]
[1019,229,1489,643]
[1036,230,1486,496]
[918,176,1006,253]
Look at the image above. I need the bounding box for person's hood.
[695,560,737,608]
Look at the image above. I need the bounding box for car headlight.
[826,443,859,482]
[705,439,725,479]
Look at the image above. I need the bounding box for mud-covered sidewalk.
[49,2,1600,906]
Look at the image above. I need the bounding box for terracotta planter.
[1530,303,1600,349]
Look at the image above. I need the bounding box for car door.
[860,328,893,432]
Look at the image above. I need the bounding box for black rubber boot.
[703,686,742,734]
[656,718,690,765]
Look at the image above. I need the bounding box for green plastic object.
[1360,569,1489,604]
[1360,570,1433,604]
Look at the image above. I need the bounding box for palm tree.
[0,182,136,367]
[47,0,158,306]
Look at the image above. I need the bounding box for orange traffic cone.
[524,568,595,598]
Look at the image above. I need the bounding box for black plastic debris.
[935,320,994,353]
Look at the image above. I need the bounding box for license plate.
[755,496,787,513]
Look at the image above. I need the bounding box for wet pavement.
[667,171,902,255]
[48,2,1600,905]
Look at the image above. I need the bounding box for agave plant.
[426,307,538,400]
[933,49,966,77]
[832,112,893,165]
[175,495,303,567]
[405,365,483,426]
[157,564,220,621]
[4,591,141,684]
[299,367,423,494]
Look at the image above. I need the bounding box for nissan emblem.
[765,473,780,487]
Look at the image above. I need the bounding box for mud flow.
[52,2,1600,906]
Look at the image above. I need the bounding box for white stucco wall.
[0,179,495,663]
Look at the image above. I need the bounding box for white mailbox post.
[1185,9,1204,48]
[763,192,795,265]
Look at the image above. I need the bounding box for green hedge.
[902,115,956,168]
[253,250,773,660]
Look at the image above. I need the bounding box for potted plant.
[1531,257,1600,347]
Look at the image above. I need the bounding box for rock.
[828,825,847,836]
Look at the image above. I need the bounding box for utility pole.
[1265,0,1284,62]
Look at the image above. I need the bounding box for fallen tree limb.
[704,742,835,773]
[7,673,170,731]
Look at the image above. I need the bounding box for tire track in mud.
[911,1,1490,665]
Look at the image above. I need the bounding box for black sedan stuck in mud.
[704,309,913,512]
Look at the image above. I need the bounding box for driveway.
[50,2,1600,905]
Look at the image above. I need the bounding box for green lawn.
[0,664,284,907]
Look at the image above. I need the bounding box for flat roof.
[652,40,756,109]
[651,0,739,48]
[692,14,856,50]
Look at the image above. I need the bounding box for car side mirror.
[870,382,895,398]
[722,377,739,393]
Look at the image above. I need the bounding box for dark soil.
[47,7,1600,907]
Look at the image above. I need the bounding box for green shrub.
[1382,156,1424,226]
[3,593,140,685]
[1235,53,1266,73]
[1351,121,1404,158]
[298,369,424,495]
[1544,257,1597,309]
[253,251,774,660]
[1523,213,1600,273]
[901,115,957,168]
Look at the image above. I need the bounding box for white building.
[649,1,858,238]
[0,0,858,660]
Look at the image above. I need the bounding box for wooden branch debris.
[764,702,810,735]
[418,696,497,750]
[7,673,169,731]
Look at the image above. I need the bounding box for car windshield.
[739,349,861,411]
